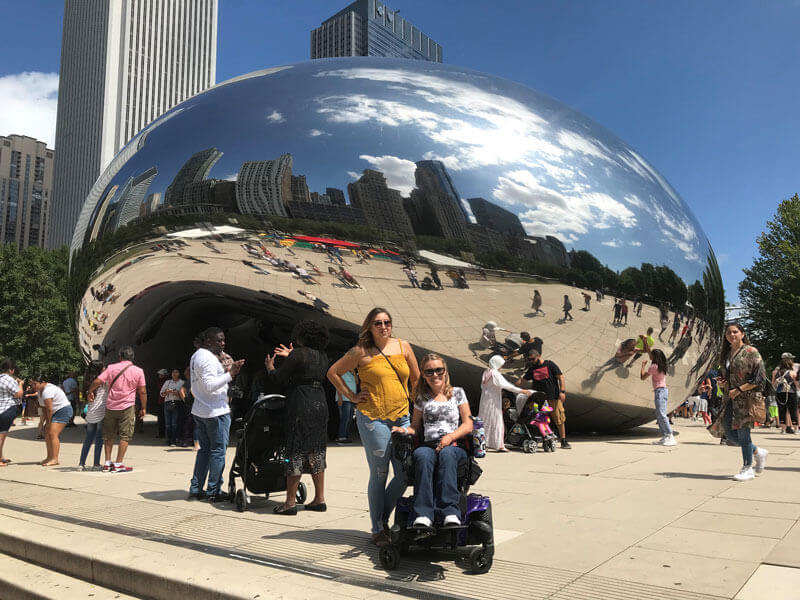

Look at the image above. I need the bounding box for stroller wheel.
[468,546,493,574]
[522,439,536,453]
[296,482,308,504]
[235,489,247,512]
[379,545,400,571]
[228,482,236,499]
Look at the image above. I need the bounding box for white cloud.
[266,110,285,123]
[223,171,238,182]
[630,240,642,247]
[461,198,477,224]
[602,239,622,247]
[557,130,614,163]
[492,169,637,243]
[0,72,59,147]
[309,129,328,137]
[347,170,360,180]
[358,154,417,196]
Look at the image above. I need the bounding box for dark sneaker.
[560,439,572,449]
[208,492,230,503]
[187,491,207,500]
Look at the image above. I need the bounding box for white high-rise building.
[50,0,218,249]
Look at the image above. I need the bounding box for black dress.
[267,346,329,476]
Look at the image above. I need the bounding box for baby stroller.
[420,276,436,290]
[379,432,494,574]
[227,394,307,512]
[504,391,558,453]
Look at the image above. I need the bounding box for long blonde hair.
[358,307,393,349]
[413,353,453,400]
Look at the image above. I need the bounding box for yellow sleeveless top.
[357,346,410,421]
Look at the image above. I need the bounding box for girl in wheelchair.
[392,353,474,529]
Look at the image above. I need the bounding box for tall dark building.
[326,187,347,207]
[405,160,469,241]
[311,0,442,62]
[165,148,223,206]
[347,169,413,236]
[291,175,311,203]
[467,197,526,237]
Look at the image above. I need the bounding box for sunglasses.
[423,367,446,377]
[373,320,392,327]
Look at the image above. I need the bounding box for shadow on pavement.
[655,472,731,480]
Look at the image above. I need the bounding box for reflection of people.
[562,295,573,321]
[629,327,655,365]
[518,345,571,449]
[531,290,545,316]
[717,323,768,481]
[392,354,473,529]
[581,292,591,311]
[771,352,798,434]
[478,355,530,452]
[265,320,330,515]
[327,307,420,546]
[640,345,675,446]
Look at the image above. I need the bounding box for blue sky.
[2,0,798,303]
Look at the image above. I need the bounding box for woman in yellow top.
[328,307,420,546]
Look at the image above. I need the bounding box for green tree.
[0,245,82,378]
[739,194,800,366]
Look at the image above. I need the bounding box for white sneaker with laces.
[651,437,666,445]
[754,448,768,473]
[662,436,677,446]
[412,515,432,528]
[733,466,755,481]
[443,514,461,527]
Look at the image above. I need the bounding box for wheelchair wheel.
[522,439,536,453]
[379,545,400,570]
[235,489,247,512]
[296,482,308,504]
[469,546,493,574]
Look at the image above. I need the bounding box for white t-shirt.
[38,383,71,412]
[160,379,185,403]
[190,348,232,419]
[414,386,468,443]
[85,384,108,424]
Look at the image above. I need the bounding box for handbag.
[745,391,766,423]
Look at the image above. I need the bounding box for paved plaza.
[1,417,800,599]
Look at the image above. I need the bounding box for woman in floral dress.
[717,323,768,481]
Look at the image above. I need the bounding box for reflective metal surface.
[69,58,723,432]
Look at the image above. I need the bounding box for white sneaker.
[754,448,768,473]
[443,514,461,527]
[662,436,677,446]
[651,437,666,445]
[733,466,755,481]
[412,516,432,528]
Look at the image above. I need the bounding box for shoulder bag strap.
[108,364,133,394]
[376,344,410,403]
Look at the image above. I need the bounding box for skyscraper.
[0,135,54,249]
[467,197,527,237]
[50,0,218,248]
[236,155,293,217]
[112,167,158,229]
[311,0,442,62]
[405,160,469,241]
[348,169,413,236]
[165,148,224,206]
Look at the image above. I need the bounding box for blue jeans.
[723,403,757,467]
[79,421,103,466]
[654,387,672,437]
[356,411,411,534]
[164,402,181,444]
[412,445,467,522]
[338,401,354,440]
[190,413,231,496]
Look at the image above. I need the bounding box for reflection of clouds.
[631,240,642,247]
[358,154,416,196]
[223,172,238,182]
[602,239,622,247]
[309,129,329,137]
[461,199,477,224]
[557,130,614,164]
[647,199,700,262]
[267,110,285,123]
[493,169,636,243]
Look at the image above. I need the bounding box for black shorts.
[0,405,16,433]
[777,392,798,421]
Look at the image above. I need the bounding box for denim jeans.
[654,387,673,437]
[356,410,411,534]
[164,402,181,444]
[79,422,103,467]
[338,401,354,440]
[190,413,231,496]
[722,403,757,467]
[412,445,467,522]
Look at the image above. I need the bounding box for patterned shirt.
[414,386,468,443]
[0,373,20,412]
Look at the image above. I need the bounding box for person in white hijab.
[479,355,532,452]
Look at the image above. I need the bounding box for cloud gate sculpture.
[69,58,723,432]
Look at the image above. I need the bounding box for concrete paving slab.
[734,564,800,600]
[638,526,779,562]
[591,546,759,598]
[765,521,800,569]
[697,497,800,520]
[672,510,795,539]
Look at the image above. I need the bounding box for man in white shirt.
[188,327,244,502]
